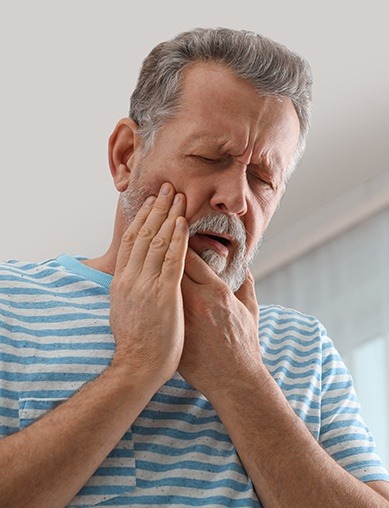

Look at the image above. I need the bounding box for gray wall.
[256,206,389,359]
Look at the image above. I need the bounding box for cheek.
[133,163,171,197]
[245,215,261,251]
[174,181,210,220]
[244,201,274,252]
[144,158,190,196]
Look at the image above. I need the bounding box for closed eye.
[194,155,230,165]
[199,156,218,163]
[247,168,274,189]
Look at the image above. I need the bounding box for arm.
[0,364,159,508]
[0,183,188,508]
[208,361,389,507]
[179,250,389,507]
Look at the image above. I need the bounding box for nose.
[209,164,248,216]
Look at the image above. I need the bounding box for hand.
[178,248,263,399]
[110,182,188,389]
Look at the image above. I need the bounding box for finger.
[184,247,219,285]
[115,195,156,274]
[125,182,178,274]
[159,216,189,285]
[235,270,259,317]
[141,193,187,276]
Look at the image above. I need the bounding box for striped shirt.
[0,255,388,507]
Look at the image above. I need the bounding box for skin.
[96,62,297,275]
[0,62,388,506]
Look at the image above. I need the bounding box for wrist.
[205,362,272,409]
[108,353,168,396]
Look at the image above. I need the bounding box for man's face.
[121,62,300,291]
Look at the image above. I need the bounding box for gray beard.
[121,183,261,293]
[188,213,248,293]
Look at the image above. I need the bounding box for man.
[0,27,388,507]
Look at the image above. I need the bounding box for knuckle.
[163,251,178,266]
[215,285,232,304]
[138,226,154,239]
[150,236,167,249]
[122,228,138,244]
[153,201,169,214]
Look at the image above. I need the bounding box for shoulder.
[0,257,72,294]
[259,303,338,369]
[259,303,326,343]
[0,258,64,280]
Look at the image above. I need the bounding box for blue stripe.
[0,296,109,310]
[136,458,246,476]
[321,381,356,391]
[0,352,110,366]
[165,377,195,390]
[260,311,318,325]
[98,494,260,506]
[0,425,19,434]
[321,419,368,435]
[151,392,214,411]
[331,446,377,461]
[76,484,135,496]
[133,425,231,443]
[286,394,320,409]
[0,406,18,418]
[136,477,251,493]
[0,307,109,323]
[0,334,114,350]
[321,393,358,406]
[93,467,136,477]
[321,407,361,419]
[263,354,321,369]
[262,343,321,358]
[274,379,321,396]
[293,409,319,424]
[269,365,321,381]
[135,442,236,458]
[0,322,112,338]
[1,287,107,299]
[347,459,386,471]
[321,433,375,448]
[260,322,322,338]
[140,408,221,426]
[1,370,97,383]
[1,388,76,399]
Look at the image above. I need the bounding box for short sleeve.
[319,328,389,482]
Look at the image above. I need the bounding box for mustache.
[188,213,246,248]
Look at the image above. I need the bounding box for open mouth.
[189,232,233,258]
[200,234,231,247]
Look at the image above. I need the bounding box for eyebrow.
[184,134,286,181]
[184,135,229,152]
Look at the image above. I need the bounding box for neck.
[81,200,127,276]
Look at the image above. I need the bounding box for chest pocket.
[19,397,136,506]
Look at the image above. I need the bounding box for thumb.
[184,247,218,285]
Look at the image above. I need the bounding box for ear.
[108,118,142,192]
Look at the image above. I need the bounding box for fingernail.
[144,196,156,206]
[160,183,171,195]
[173,194,181,204]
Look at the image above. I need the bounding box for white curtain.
[255,206,389,466]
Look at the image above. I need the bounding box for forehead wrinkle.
[184,133,249,156]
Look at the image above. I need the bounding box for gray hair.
[129,27,313,175]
